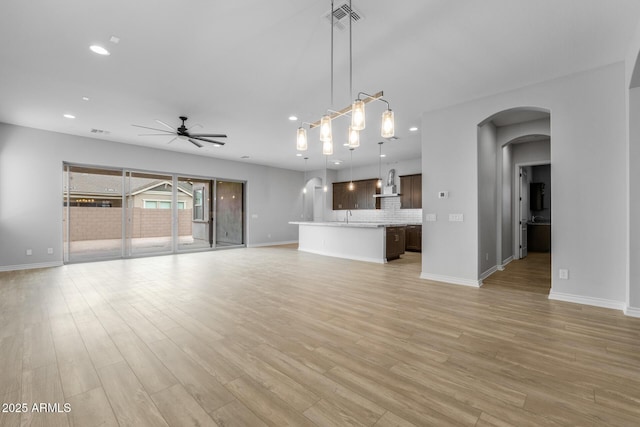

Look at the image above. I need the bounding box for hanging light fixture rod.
[308,91,383,129]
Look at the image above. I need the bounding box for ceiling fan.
[133,116,227,147]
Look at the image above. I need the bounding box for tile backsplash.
[327,197,422,223]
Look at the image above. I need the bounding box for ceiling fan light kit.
[295,0,396,155]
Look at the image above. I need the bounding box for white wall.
[477,121,497,277]
[626,21,640,315]
[629,87,640,310]
[422,62,628,306]
[501,144,512,264]
[0,123,303,269]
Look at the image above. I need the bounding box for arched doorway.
[477,107,551,291]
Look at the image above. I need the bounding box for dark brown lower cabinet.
[405,225,422,252]
[527,224,551,252]
[386,227,406,261]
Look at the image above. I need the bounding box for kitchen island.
[289,221,407,263]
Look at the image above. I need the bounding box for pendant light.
[297,127,308,151]
[351,99,366,130]
[293,0,396,153]
[377,141,384,188]
[320,115,332,142]
[348,148,355,191]
[348,125,360,148]
[381,109,394,138]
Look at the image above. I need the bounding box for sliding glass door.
[63,165,124,263]
[63,164,245,263]
[177,177,213,251]
[125,171,174,256]
[216,180,245,247]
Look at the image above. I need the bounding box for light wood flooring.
[1,247,639,426]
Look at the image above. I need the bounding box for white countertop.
[289,221,414,228]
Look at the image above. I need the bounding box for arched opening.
[477,107,551,292]
[302,177,324,221]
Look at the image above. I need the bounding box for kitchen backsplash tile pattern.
[328,197,422,223]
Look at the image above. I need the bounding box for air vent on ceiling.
[323,3,364,31]
[90,128,111,135]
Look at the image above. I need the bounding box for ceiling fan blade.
[167,137,177,144]
[155,120,175,131]
[132,124,175,133]
[190,136,225,146]
[188,138,203,148]
[189,133,227,138]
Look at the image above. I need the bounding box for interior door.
[520,168,529,258]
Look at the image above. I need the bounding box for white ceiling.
[1,0,639,171]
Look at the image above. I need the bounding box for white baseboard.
[0,261,63,272]
[548,291,625,311]
[498,256,514,271]
[247,240,298,248]
[624,305,640,318]
[298,248,385,264]
[420,272,482,288]
[480,266,498,281]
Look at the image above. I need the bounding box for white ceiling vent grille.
[324,3,364,31]
[90,128,111,135]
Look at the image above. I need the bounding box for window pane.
[159,201,171,209]
[144,200,157,209]
[178,201,185,209]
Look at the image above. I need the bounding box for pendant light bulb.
[320,115,332,142]
[381,109,395,138]
[348,126,360,148]
[376,179,382,188]
[348,181,354,191]
[296,127,308,151]
[323,185,328,192]
[351,99,365,130]
[322,138,333,155]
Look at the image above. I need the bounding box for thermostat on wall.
[438,191,449,199]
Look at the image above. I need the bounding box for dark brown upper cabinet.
[332,179,380,210]
[400,174,422,209]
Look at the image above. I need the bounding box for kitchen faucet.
[345,210,352,223]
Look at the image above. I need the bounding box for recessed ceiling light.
[409,127,418,132]
[89,45,110,56]
[380,154,387,158]
[288,115,298,121]
[296,153,302,157]
[63,114,76,119]
[82,96,90,101]
[212,144,222,148]
[332,160,342,165]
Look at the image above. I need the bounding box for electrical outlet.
[47,248,53,255]
[559,269,569,279]
[267,233,272,239]
[485,253,489,261]
[449,213,464,222]
[26,249,32,256]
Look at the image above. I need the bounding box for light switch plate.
[559,269,569,279]
[425,213,437,222]
[449,213,463,222]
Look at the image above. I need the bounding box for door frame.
[514,161,550,259]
